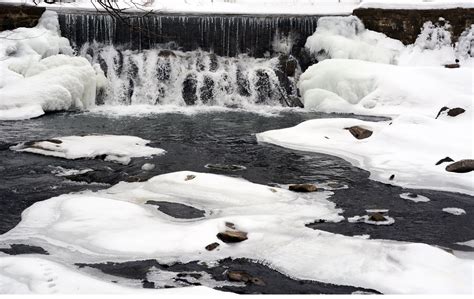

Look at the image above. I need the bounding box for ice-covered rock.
[11,135,166,165]
[0,11,105,120]
[442,207,467,216]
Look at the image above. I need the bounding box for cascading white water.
[80,42,301,108]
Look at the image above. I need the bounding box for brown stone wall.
[0,4,46,31]
[353,7,474,45]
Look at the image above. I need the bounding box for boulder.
[368,212,387,222]
[435,106,449,119]
[435,157,454,165]
[158,50,176,58]
[217,230,248,243]
[185,174,196,181]
[445,159,474,173]
[182,73,198,105]
[227,271,266,286]
[345,126,373,140]
[288,184,318,192]
[444,63,460,69]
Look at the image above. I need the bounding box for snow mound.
[1,171,472,294]
[11,135,166,165]
[442,207,467,215]
[0,256,221,294]
[257,116,473,195]
[358,0,474,10]
[0,11,104,120]
[305,16,404,64]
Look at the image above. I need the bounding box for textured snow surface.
[0,256,222,294]
[1,171,473,294]
[0,11,104,120]
[306,16,473,66]
[11,135,166,165]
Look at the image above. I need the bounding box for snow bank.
[442,207,467,215]
[11,135,166,165]
[1,171,472,294]
[0,11,104,120]
[0,256,221,294]
[305,16,472,66]
[359,0,474,10]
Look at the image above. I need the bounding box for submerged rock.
[227,270,266,286]
[445,159,474,173]
[217,230,248,243]
[345,126,373,140]
[289,184,318,192]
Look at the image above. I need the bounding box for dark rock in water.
[285,96,304,108]
[23,139,63,149]
[236,68,251,97]
[345,126,373,140]
[288,184,318,192]
[205,242,220,251]
[445,159,474,173]
[205,163,246,172]
[389,174,395,180]
[277,55,298,77]
[436,157,454,165]
[255,69,273,104]
[158,50,176,58]
[65,170,124,185]
[182,73,198,105]
[407,193,418,198]
[209,53,219,72]
[125,176,148,183]
[435,106,449,119]
[217,230,248,243]
[447,107,465,117]
[156,60,172,82]
[200,76,215,104]
[368,212,387,222]
[0,244,49,255]
[142,279,155,289]
[227,270,266,286]
[444,63,460,69]
[146,200,205,219]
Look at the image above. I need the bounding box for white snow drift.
[11,135,165,165]
[0,11,105,120]
[1,171,472,294]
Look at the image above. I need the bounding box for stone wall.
[353,7,474,45]
[0,4,45,31]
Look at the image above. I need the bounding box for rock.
[227,271,266,286]
[205,242,220,251]
[444,63,460,69]
[254,69,273,104]
[277,55,298,77]
[389,174,395,180]
[182,73,198,105]
[209,53,219,72]
[445,159,474,173]
[288,183,317,192]
[345,126,373,140]
[225,222,236,229]
[185,174,196,181]
[142,279,155,288]
[447,107,465,117]
[435,157,454,165]
[158,50,176,58]
[217,230,248,243]
[407,193,418,198]
[199,75,215,104]
[368,212,387,222]
[141,163,155,171]
[435,106,449,119]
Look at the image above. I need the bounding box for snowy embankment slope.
[1,171,473,294]
[10,135,166,165]
[258,16,474,195]
[358,0,474,10]
[0,11,105,121]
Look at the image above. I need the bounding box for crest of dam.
[58,12,323,107]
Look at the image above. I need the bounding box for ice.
[348,215,395,226]
[1,171,472,294]
[0,11,104,120]
[400,193,430,203]
[11,135,166,165]
[442,207,467,215]
[0,256,223,294]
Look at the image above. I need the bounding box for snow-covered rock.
[358,0,474,10]
[11,135,166,165]
[0,11,105,120]
[442,207,467,215]
[1,171,472,294]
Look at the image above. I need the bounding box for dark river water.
[0,109,472,293]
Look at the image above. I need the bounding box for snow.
[0,256,223,294]
[348,215,395,226]
[305,16,473,66]
[1,171,472,294]
[11,135,166,165]
[3,0,360,15]
[0,11,104,121]
[442,207,467,215]
[400,193,430,203]
[457,240,474,248]
[359,0,474,10]
[141,163,155,171]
